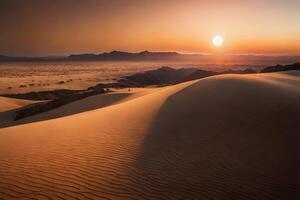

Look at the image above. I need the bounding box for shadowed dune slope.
[0,97,38,127]
[0,97,34,112]
[2,88,157,128]
[0,72,299,199]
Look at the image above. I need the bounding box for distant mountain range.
[68,50,182,61]
[0,51,183,61]
[260,63,300,73]
[1,50,300,62]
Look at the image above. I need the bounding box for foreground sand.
[0,71,299,199]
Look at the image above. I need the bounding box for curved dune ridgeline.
[0,72,299,199]
[0,97,35,112]
[0,97,39,128]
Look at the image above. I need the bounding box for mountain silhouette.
[68,50,181,61]
[260,63,300,73]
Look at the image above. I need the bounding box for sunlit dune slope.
[0,97,34,112]
[4,88,158,128]
[0,97,38,127]
[0,71,299,199]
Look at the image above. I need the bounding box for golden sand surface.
[0,71,299,199]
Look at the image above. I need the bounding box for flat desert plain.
[0,71,299,199]
[0,61,157,94]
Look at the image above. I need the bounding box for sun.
[212,35,223,47]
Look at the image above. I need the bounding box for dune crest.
[0,72,299,199]
[0,97,38,127]
[0,97,34,112]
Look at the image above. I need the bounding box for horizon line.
[1,50,300,58]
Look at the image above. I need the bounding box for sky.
[0,0,300,56]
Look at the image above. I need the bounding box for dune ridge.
[0,97,34,112]
[0,97,39,128]
[2,88,159,128]
[0,72,299,199]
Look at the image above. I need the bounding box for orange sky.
[0,0,299,56]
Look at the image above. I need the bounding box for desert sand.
[2,88,158,128]
[0,96,39,130]
[0,71,299,199]
[0,97,34,112]
[0,61,147,94]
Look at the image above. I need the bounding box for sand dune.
[0,97,34,112]
[0,97,38,127]
[0,72,299,199]
[4,88,158,128]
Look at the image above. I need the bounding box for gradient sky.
[0,0,300,56]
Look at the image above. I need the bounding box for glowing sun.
[212,35,223,47]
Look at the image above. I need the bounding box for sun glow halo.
[212,35,223,47]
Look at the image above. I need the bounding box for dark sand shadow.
[131,77,299,199]
[0,109,18,127]
[0,93,132,128]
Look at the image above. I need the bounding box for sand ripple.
[0,73,299,199]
